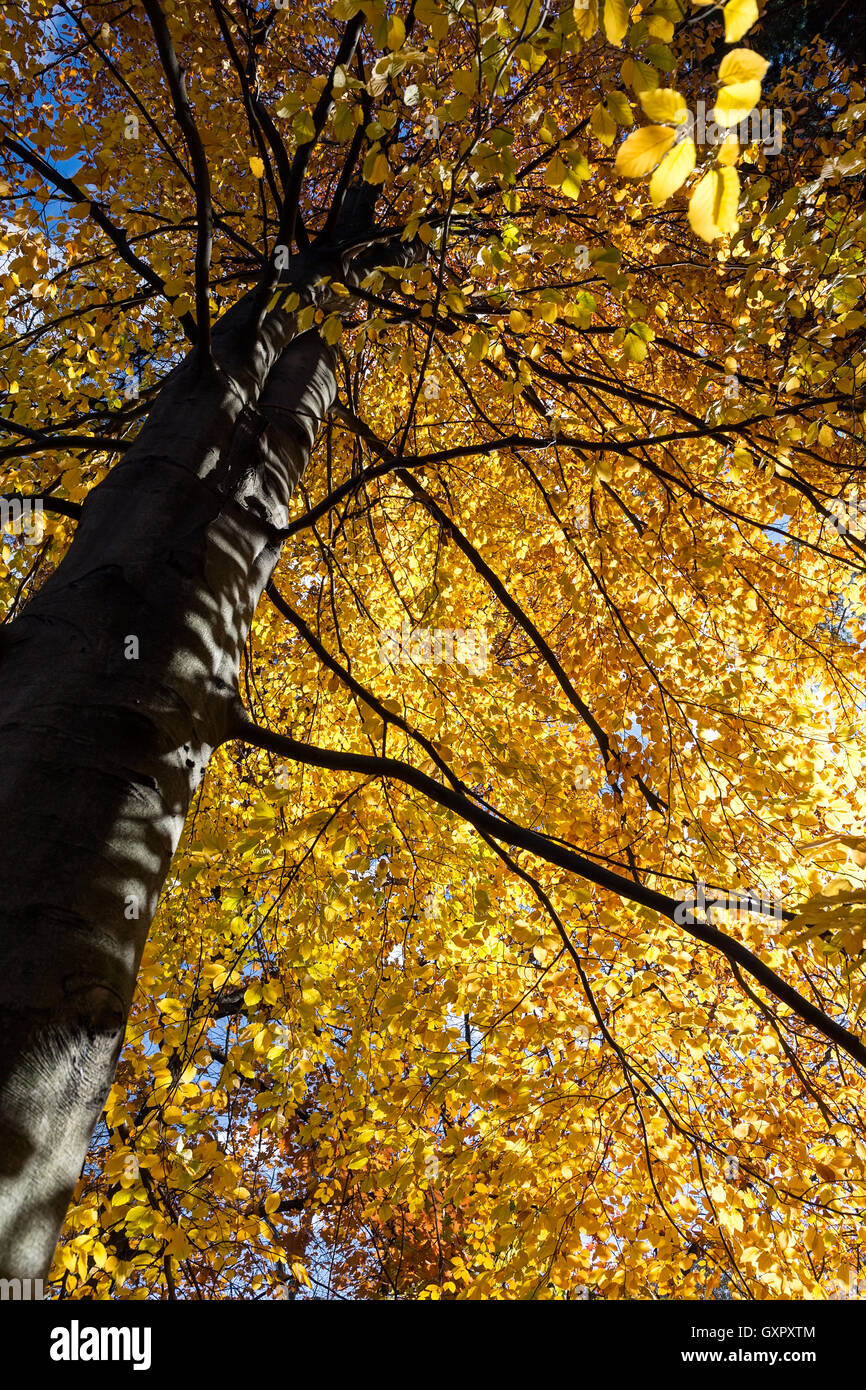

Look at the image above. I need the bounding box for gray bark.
[0,286,336,1277]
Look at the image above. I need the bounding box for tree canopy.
[2,0,866,1300]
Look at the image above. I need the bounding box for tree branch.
[229,713,866,1071]
[142,0,214,364]
[277,12,366,252]
[0,492,81,521]
[0,133,198,345]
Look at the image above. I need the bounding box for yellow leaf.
[574,0,599,39]
[591,102,617,145]
[417,0,450,40]
[249,156,265,179]
[718,133,740,164]
[649,137,696,204]
[158,997,186,1020]
[615,125,677,177]
[333,101,357,142]
[452,68,477,96]
[603,0,630,46]
[363,151,390,184]
[322,313,343,345]
[646,14,674,41]
[724,0,759,43]
[561,170,584,199]
[638,88,688,124]
[716,166,742,234]
[545,153,568,187]
[387,14,406,49]
[718,47,770,84]
[293,109,317,144]
[627,58,660,96]
[688,166,740,241]
[714,79,761,126]
[607,90,634,126]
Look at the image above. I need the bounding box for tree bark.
[0,287,336,1277]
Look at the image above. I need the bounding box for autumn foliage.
[2,0,866,1298]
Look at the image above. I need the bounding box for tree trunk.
[0,292,336,1277]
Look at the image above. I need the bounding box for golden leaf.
[688,166,741,240]
[649,137,696,204]
[615,124,677,176]
[724,0,759,44]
